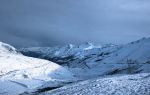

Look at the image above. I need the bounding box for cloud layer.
[0,0,150,47]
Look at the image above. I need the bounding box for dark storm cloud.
[0,0,150,47]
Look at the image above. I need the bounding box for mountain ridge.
[19,37,150,79]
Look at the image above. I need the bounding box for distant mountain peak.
[66,44,74,49]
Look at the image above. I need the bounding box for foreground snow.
[41,73,150,95]
[0,42,74,95]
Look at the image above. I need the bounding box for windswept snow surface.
[41,73,150,95]
[0,42,74,95]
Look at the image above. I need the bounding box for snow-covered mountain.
[20,38,150,64]
[102,37,150,63]
[1,37,150,95]
[0,42,74,95]
[20,42,107,60]
[20,42,122,79]
[20,37,150,79]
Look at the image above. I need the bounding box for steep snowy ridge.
[0,42,74,95]
[0,42,18,54]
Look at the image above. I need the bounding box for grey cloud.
[0,0,150,47]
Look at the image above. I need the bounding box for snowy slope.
[102,37,150,63]
[40,73,150,95]
[0,42,74,95]
[0,42,18,54]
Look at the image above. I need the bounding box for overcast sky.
[0,0,150,47]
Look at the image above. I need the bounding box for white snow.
[0,42,74,95]
[0,42,18,54]
[42,73,150,95]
